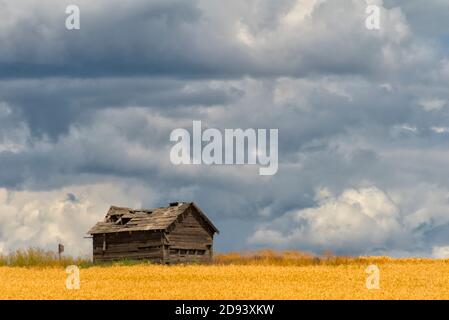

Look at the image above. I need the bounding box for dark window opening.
[109,215,121,222]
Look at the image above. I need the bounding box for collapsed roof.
[87,202,219,235]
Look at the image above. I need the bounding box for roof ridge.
[109,205,131,209]
[88,202,217,235]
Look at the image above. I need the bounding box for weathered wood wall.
[93,231,163,262]
[164,207,214,263]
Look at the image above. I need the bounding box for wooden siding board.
[92,231,164,262]
[165,207,214,262]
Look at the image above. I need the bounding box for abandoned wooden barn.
[87,202,219,263]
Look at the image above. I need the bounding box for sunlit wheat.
[1,249,449,299]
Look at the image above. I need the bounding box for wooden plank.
[98,251,162,259]
[168,243,211,250]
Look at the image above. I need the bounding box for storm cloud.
[1,0,449,257]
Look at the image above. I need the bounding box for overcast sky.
[1,0,449,257]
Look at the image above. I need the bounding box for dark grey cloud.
[0,0,431,79]
[0,0,251,78]
[0,78,243,137]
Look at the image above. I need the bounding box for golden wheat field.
[2,258,449,299]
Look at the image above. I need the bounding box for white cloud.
[431,127,449,134]
[432,246,449,259]
[236,21,256,47]
[400,124,418,133]
[0,182,158,257]
[282,0,324,26]
[249,187,407,253]
[249,185,449,255]
[419,98,447,111]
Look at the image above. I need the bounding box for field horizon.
[1,247,445,267]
